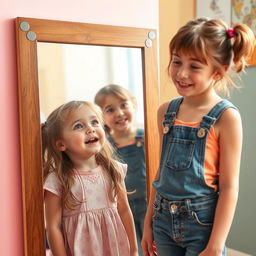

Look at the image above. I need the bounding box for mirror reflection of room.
[95,84,146,256]
[37,42,146,255]
[37,42,144,126]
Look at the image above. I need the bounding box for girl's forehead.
[173,50,208,64]
[103,93,127,104]
[64,105,96,120]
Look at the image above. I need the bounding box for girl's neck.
[111,126,137,146]
[73,156,98,173]
[178,91,222,122]
[183,89,220,106]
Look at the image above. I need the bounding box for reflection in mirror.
[37,43,146,255]
[37,43,144,127]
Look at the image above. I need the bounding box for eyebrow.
[172,53,203,63]
[70,115,98,125]
[103,104,113,109]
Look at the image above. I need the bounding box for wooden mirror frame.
[15,17,159,256]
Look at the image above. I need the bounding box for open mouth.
[115,118,127,125]
[85,137,99,144]
[178,81,192,88]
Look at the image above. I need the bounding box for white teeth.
[178,81,188,86]
[116,118,126,123]
[86,137,98,144]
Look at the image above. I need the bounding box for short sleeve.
[119,163,127,180]
[44,172,62,197]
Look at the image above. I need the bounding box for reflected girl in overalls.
[95,84,147,256]
[141,18,255,256]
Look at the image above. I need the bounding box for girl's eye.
[121,102,129,109]
[74,123,83,130]
[91,119,100,126]
[191,65,201,70]
[171,60,181,66]
[105,108,114,113]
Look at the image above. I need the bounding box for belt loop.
[157,193,164,211]
[185,199,192,216]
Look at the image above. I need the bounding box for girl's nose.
[177,67,188,79]
[116,108,124,116]
[86,125,95,134]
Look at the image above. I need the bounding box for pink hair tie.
[226,28,235,39]
[41,121,47,127]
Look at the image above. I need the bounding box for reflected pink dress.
[44,164,130,256]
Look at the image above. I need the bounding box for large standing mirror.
[15,17,159,256]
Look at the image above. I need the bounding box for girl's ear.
[56,140,66,151]
[213,70,223,81]
[132,98,137,110]
[213,66,227,81]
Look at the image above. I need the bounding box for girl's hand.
[198,247,223,256]
[130,251,139,256]
[141,225,156,256]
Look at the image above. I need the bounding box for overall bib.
[153,97,236,256]
[108,128,147,256]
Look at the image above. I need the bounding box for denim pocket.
[166,138,196,170]
[192,206,215,226]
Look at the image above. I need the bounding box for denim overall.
[108,128,147,256]
[152,97,236,256]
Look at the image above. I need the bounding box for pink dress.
[44,164,130,256]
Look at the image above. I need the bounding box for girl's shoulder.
[44,171,58,183]
[157,101,170,118]
[157,98,179,125]
[44,172,62,196]
[214,106,241,137]
[113,160,128,178]
[158,97,183,117]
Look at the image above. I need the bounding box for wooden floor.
[227,248,253,256]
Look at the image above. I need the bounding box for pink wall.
[0,1,158,255]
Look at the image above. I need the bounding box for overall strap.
[200,99,237,130]
[107,135,117,148]
[135,128,144,147]
[135,128,144,139]
[163,97,183,127]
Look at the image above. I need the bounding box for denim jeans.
[152,193,226,256]
[108,129,146,256]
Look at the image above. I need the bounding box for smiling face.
[169,51,219,98]
[101,94,136,134]
[56,104,106,163]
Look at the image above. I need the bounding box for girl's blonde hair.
[42,101,123,209]
[168,18,255,96]
[94,84,136,107]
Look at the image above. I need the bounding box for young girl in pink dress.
[42,101,138,256]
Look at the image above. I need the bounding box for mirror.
[15,17,159,256]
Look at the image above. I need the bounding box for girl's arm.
[141,102,169,256]
[45,191,67,256]
[199,108,242,256]
[117,182,138,256]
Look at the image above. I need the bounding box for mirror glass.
[37,42,144,127]
[37,42,146,252]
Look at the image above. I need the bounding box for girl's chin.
[116,121,129,128]
[176,84,193,94]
